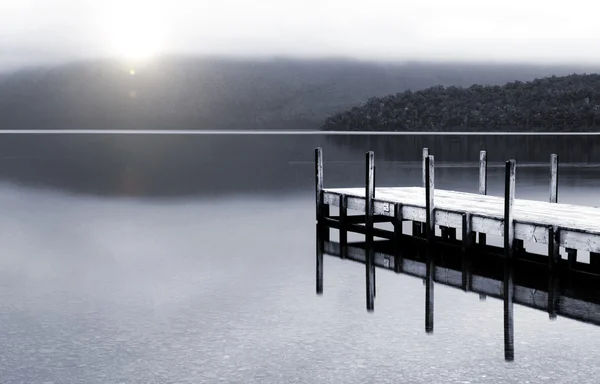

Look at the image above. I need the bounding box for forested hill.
[1,57,597,131]
[322,73,600,132]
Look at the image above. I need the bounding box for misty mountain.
[1,57,597,131]
[323,73,600,132]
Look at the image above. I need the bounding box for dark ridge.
[1,57,596,132]
[322,73,600,132]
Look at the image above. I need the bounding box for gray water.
[1,134,600,383]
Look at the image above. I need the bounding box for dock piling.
[550,154,559,203]
[315,148,324,295]
[365,151,375,312]
[413,148,429,237]
[425,155,435,334]
[503,159,516,362]
[478,150,488,301]
[479,150,488,247]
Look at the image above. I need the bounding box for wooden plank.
[326,215,392,224]
[425,155,435,334]
[365,151,375,312]
[504,159,516,362]
[322,217,395,240]
[550,154,559,203]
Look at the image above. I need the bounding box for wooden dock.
[314,147,600,361]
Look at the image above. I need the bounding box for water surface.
[1,134,599,383]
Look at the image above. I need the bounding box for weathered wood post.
[365,151,375,312]
[340,195,348,259]
[425,155,435,334]
[478,150,488,301]
[550,154,558,203]
[315,147,325,295]
[414,148,429,237]
[479,150,487,246]
[503,159,516,362]
[394,203,404,274]
[461,213,473,292]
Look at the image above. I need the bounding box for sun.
[102,1,166,61]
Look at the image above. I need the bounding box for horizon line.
[0,130,598,136]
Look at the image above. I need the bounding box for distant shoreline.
[0,129,599,135]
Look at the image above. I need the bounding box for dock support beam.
[315,148,325,295]
[503,159,516,362]
[425,155,435,334]
[365,151,375,312]
[339,195,348,259]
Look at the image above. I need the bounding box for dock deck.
[313,147,600,362]
[323,186,600,252]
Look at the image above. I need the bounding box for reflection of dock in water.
[314,147,600,361]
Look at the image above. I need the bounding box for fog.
[2,0,600,72]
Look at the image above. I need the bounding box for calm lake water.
[1,133,600,383]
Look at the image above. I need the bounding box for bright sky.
[1,0,599,71]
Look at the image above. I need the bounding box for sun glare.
[102,1,166,61]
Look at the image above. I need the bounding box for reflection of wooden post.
[548,225,559,320]
[394,203,404,274]
[425,155,435,334]
[315,148,324,295]
[462,213,473,292]
[503,159,516,362]
[340,195,348,259]
[365,151,375,312]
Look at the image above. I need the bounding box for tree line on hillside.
[1,57,597,131]
[322,74,600,131]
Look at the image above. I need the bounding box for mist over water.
[1,134,600,382]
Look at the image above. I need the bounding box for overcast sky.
[1,0,600,72]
